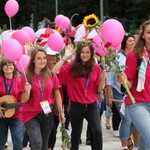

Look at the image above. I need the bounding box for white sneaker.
[4,142,8,148]
[113,130,119,137]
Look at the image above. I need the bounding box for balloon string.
[57,27,61,32]
[19,60,28,82]
[9,17,12,30]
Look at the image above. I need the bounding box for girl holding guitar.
[0,58,23,150]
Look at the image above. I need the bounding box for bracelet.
[61,58,66,62]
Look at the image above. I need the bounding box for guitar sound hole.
[1,103,8,109]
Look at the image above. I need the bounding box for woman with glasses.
[106,33,140,150]
[0,58,23,150]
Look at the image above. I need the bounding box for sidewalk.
[7,115,121,150]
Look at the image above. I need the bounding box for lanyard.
[4,77,14,95]
[83,76,90,99]
[36,75,44,100]
[85,76,90,93]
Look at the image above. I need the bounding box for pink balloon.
[92,34,108,56]
[101,19,124,47]
[12,30,30,45]
[21,26,35,42]
[111,44,121,53]
[48,33,64,52]
[5,0,19,17]
[2,39,22,61]
[54,14,64,24]
[55,15,71,29]
[16,55,30,73]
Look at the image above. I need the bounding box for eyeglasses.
[3,63,14,67]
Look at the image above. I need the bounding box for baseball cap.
[45,47,58,55]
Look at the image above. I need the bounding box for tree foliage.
[0,0,149,31]
[130,0,150,19]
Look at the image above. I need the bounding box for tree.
[0,0,148,31]
[130,0,150,19]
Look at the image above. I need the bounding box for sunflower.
[83,14,101,30]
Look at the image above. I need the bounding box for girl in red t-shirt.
[52,41,107,150]
[118,20,150,150]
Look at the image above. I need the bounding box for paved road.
[7,115,121,150]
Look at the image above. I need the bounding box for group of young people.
[0,19,150,150]
[0,35,107,150]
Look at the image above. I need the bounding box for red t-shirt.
[19,73,60,123]
[0,76,22,120]
[124,50,150,105]
[59,63,102,104]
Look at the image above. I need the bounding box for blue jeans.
[112,88,123,112]
[24,112,54,150]
[105,106,112,117]
[0,118,23,150]
[119,108,134,140]
[112,88,134,140]
[127,102,150,150]
[69,101,103,150]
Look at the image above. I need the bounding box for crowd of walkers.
[1,19,150,150]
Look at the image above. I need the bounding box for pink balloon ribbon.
[19,60,28,82]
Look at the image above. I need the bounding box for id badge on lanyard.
[40,100,51,114]
[36,75,51,114]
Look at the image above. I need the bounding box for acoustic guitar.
[0,95,23,118]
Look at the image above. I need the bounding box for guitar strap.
[4,77,14,95]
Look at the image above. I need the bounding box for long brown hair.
[71,40,95,77]
[134,20,150,59]
[26,45,53,86]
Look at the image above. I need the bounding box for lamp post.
[55,0,58,16]
[100,0,103,23]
